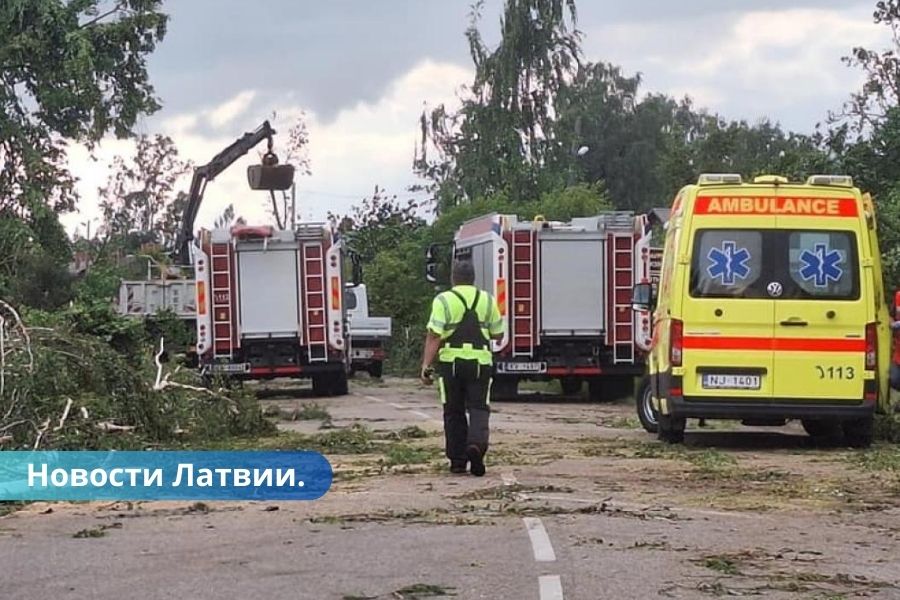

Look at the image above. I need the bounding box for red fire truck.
[192,222,349,395]
[438,212,656,400]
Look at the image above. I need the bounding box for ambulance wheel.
[801,419,842,443]
[636,377,658,433]
[657,413,685,444]
[560,378,582,396]
[368,361,384,379]
[842,417,874,448]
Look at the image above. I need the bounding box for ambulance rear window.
[690,230,764,298]
[689,229,859,300]
[787,231,857,299]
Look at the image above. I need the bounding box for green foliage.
[415,0,581,208]
[0,0,168,217]
[99,134,191,246]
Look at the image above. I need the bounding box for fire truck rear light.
[865,322,877,370]
[670,319,684,367]
[196,281,207,315]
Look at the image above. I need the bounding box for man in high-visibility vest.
[421,259,504,476]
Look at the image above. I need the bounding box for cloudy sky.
[63,0,889,237]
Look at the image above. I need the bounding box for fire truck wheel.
[657,413,685,444]
[330,370,349,396]
[636,377,658,433]
[491,377,517,401]
[560,378,582,396]
[606,376,635,400]
[587,379,604,402]
[368,361,384,379]
[842,417,874,448]
[312,375,328,397]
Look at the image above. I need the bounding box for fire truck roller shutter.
[237,248,301,338]
[539,232,606,336]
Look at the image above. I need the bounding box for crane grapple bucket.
[247,163,295,191]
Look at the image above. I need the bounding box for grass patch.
[0,502,27,517]
[206,425,376,454]
[73,522,122,538]
[875,413,900,443]
[342,595,377,600]
[697,555,741,575]
[393,583,456,598]
[850,445,900,471]
[602,416,641,430]
[686,449,738,473]
[381,444,439,467]
[383,425,430,441]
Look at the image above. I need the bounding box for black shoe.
[450,460,467,474]
[466,445,485,477]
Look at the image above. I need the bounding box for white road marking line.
[389,402,405,409]
[360,394,385,403]
[538,575,564,600]
[501,472,518,486]
[411,410,431,420]
[523,517,557,562]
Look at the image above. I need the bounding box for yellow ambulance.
[631,174,892,446]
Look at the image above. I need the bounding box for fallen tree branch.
[96,421,136,433]
[0,299,33,373]
[33,418,50,449]
[54,398,73,431]
[152,337,239,413]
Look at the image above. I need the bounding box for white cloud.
[61,60,471,237]
[583,6,888,129]
[206,90,257,129]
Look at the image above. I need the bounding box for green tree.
[0,0,168,217]
[99,134,191,247]
[414,0,581,209]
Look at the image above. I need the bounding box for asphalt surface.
[2,377,900,600]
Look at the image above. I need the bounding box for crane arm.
[174,120,277,264]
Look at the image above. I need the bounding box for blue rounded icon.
[0,451,333,501]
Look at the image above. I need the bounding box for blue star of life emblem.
[799,244,843,287]
[707,241,751,286]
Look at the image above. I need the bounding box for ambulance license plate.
[701,374,760,390]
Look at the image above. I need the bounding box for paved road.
[2,378,899,599]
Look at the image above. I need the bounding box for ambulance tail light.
[670,319,684,367]
[865,322,877,371]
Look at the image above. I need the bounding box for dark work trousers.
[437,360,491,462]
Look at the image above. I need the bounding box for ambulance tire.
[801,419,842,444]
[636,377,658,434]
[657,413,685,444]
[560,378,582,396]
[842,417,874,448]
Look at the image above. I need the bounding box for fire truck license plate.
[701,374,760,390]
[210,363,250,374]
[499,362,547,374]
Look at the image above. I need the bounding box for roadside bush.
[0,306,273,450]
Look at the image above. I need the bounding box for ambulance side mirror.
[631,283,654,312]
